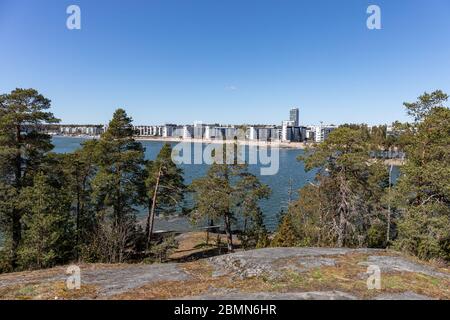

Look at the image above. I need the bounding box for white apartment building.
[183,125,193,139]
[58,125,104,136]
[134,125,163,136]
[247,126,279,141]
[314,125,337,143]
[162,124,177,138]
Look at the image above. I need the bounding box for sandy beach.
[135,136,312,149]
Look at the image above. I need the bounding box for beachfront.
[135,136,312,149]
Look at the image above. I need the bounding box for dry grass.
[0,263,136,283]
[1,248,448,300]
[0,281,98,300]
[169,231,241,261]
[112,260,274,299]
[264,252,449,300]
[112,252,450,300]
[112,261,222,299]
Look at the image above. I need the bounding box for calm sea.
[0,137,402,245]
[52,136,318,230]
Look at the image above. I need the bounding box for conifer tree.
[63,140,98,260]
[394,91,450,261]
[17,172,74,270]
[296,126,388,247]
[0,89,59,269]
[271,213,299,247]
[235,172,271,249]
[144,143,185,248]
[91,109,145,262]
[190,143,270,251]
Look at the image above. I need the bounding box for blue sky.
[1,0,449,125]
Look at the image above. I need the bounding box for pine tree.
[296,126,389,247]
[17,172,74,270]
[190,161,235,251]
[394,91,450,261]
[235,172,271,249]
[271,213,299,247]
[0,89,59,269]
[190,143,270,251]
[144,143,185,248]
[62,140,98,260]
[0,183,17,273]
[91,109,145,263]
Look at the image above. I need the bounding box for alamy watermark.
[66,5,382,31]
[366,265,382,290]
[171,126,280,176]
[66,265,81,290]
[367,5,382,30]
[66,5,81,30]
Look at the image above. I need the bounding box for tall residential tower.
[290,108,299,126]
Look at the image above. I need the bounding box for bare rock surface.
[375,291,435,300]
[81,264,191,296]
[186,291,357,300]
[358,256,450,280]
[0,263,191,297]
[208,247,380,279]
[0,248,448,300]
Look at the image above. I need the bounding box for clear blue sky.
[1,0,449,125]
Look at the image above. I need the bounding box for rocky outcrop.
[0,248,448,300]
[358,255,450,280]
[186,291,358,300]
[209,248,378,279]
[0,263,191,297]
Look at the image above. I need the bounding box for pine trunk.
[224,214,234,252]
[11,125,22,268]
[146,166,162,248]
[337,173,348,248]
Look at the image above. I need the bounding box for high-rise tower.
[290,108,299,126]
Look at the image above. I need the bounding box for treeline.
[0,89,270,273]
[272,90,450,262]
[1,88,448,273]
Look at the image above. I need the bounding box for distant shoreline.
[52,134,311,149]
[135,136,311,149]
[51,136,406,165]
[51,134,99,140]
